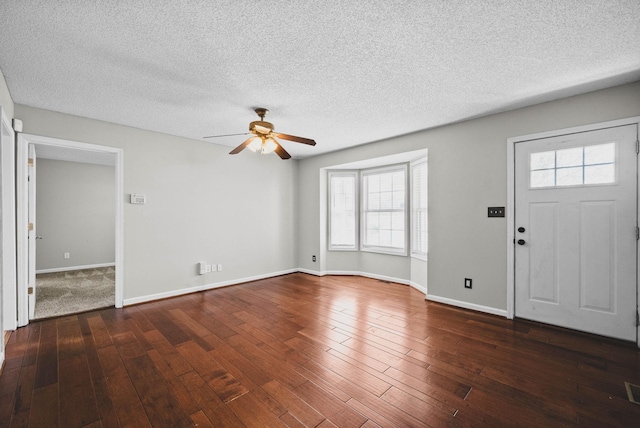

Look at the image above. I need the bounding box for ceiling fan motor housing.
[250,120,274,135]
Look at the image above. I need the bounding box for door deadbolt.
[517,227,525,233]
[517,239,526,245]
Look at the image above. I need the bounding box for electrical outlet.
[198,262,207,275]
[205,264,212,273]
[312,255,316,262]
[211,264,217,272]
[465,278,472,289]
[64,252,70,259]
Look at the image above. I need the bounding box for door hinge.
[28,158,34,167]
[636,311,639,327]
[28,222,34,231]
[636,140,639,154]
[636,226,639,241]
[28,287,33,295]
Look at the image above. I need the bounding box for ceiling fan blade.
[229,136,258,154]
[204,132,250,138]
[275,133,316,146]
[273,141,292,160]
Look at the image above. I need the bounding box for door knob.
[517,239,526,245]
[517,227,525,233]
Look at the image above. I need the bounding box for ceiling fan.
[204,108,316,159]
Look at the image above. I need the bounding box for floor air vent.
[625,382,640,405]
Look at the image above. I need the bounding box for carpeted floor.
[34,266,115,319]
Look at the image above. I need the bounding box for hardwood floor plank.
[225,333,307,388]
[380,385,455,426]
[29,383,59,427]
[121,354,193,427]
[96,345,151,427]
[207,344,273,388]
[143,329,193,377]
[225,391,287,427]
[77,315,120,428]
[0,368,19,419]
[262,379,325,427]
[86,315,114,349]
[293,380,368,427]
[1,273,639,426]
[189,410,215,428]
[33,321,58,389]
[147,349,200,416]
[59,354,100,427]
[176,340,249,403]
[7,364,35,428]
[144,311,191,347]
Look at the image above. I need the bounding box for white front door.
[515,124,638,341]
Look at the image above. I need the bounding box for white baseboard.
[122,268,298,306]
[409,281,428,295]
[121,267,504,319]
[426,294,508,317]
[36,263,116,274]
[297,268,423,293]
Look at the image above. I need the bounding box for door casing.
[506,116,640,346]
[16,134,124,326]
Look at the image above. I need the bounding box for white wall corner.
[296,268,326,277]
[409,281,428,296]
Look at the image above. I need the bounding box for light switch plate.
[488,207,505,217]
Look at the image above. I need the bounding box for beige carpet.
[34,266,115,319]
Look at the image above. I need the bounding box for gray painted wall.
[9,79,640,314]
[15,105,298,302]
[36,159,115,270]
[297,81,640,311]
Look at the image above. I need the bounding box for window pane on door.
[530,142,616,188]
[585,164,615,184]
[585,142,615,165]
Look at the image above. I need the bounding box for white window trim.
[328,170,359,251]
[410,157,428,261]
[360,163,408,256]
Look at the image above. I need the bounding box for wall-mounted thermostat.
[130,194,146,205]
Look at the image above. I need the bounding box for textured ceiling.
[1,1,639,159]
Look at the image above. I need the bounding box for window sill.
[361,247,407,257]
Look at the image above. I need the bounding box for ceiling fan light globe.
[247,139,262,153]
[247,137,278,155]
[262,138,278,154]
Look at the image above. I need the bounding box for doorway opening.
[33,154,117,319]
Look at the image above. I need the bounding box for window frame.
[327,170,359,251]
[360,163,409,256]
[410,157,428,260]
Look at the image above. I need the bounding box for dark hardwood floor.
[1,273,639,427]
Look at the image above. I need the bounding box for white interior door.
[28,144,36,319]
[515,124,638,341]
